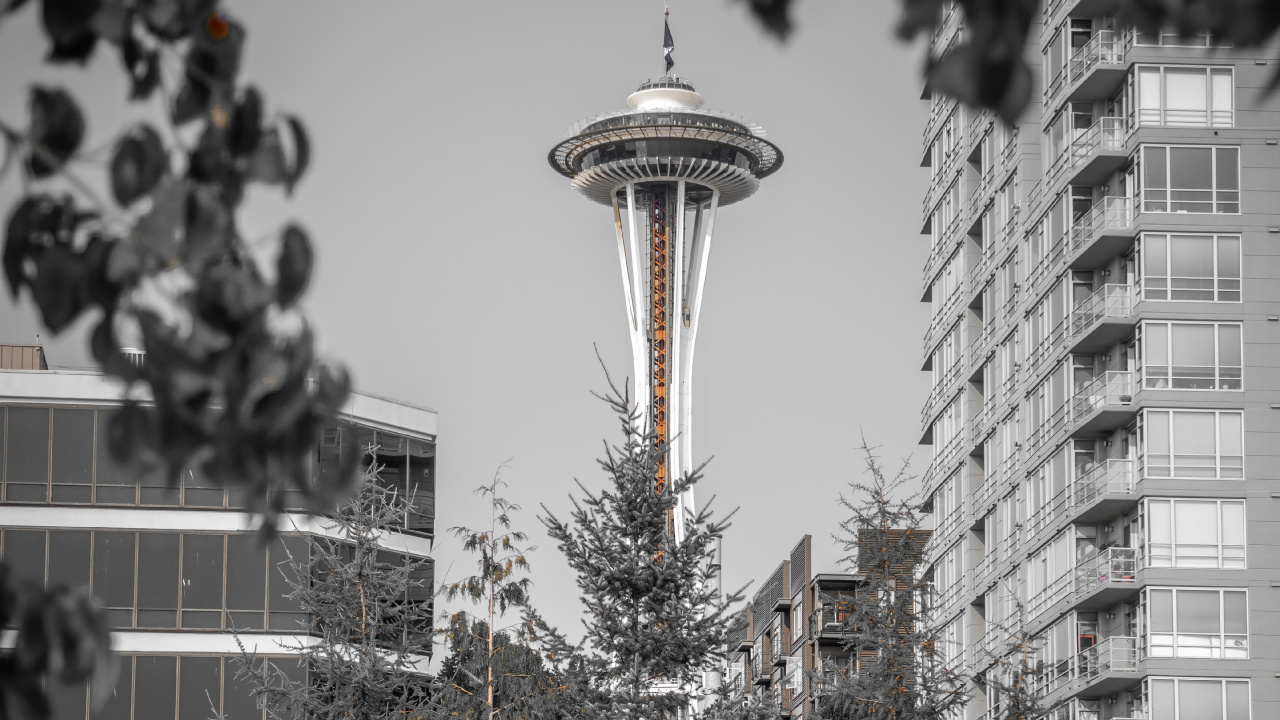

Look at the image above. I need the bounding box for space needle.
[547,14,782,541]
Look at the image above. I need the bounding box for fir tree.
[537,372,741,719]
[817,444,969,720]
[433,471,571,718]
[432,615,572,720]
[232,464,435,720]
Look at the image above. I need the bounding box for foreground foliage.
[0,1,350,714]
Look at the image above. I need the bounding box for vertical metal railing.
[1074,547,1140,597]
[1069,30,1126,84]
[1070,196,1134,255]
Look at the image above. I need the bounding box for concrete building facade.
[919,5,1280,719]
[0,346,437,720]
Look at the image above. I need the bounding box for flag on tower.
[663,16,675,73]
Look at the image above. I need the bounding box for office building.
[0,344,437,720]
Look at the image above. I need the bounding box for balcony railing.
[1070,196,1134,256]
[1024,459,1135,546]
[1074,547,1140,597]
[1070,117,1126,162]
[1068,30,1126,86]
[1070,371,1135,425]
[1069,283,1134,338]
[1074,635,1139,688]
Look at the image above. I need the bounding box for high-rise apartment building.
[919,5,1280,719]
[0,345,437,720]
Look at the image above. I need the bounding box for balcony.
[772,634,788,666]
[1073,547,1140,608]
[1070,458,1136,522]
[1068,284,1135,353]
[1067,117,1128,185]
[1069,371,1135,435]
[1066,31,1127,102]
[752,652,771,686]
[1071,635,1139,696]
[810,609,848,645]
[1069,196,1134,268]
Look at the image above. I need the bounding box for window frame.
[1143,498,1246,569]
[1139,320,1243,391]
[1139,144,1241,215]
[1140,408,1243,480]
[1134,64,1234,127]
[1143,587,1250,659]
[1139,232,1242,303]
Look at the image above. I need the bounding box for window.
[1141,321,1242,390]
[932,470,963,535]
[1146,678,1250,720]
[1147,498,1245,568]
[1135,30,1225,47]
[1141,145,1239,214]
[1146,588,1248,658]
[5,406,49,502]
[1135,66,1233,127]
[932,323,963,389]
[1026,530,1072,610]
[1044,22,1067,98]
[933,396,962,451]
[938,613,963,663]
[930,542,962,607]
[1141,409,1243,479]
[1141,233,1241,302]
[932,253,962,319]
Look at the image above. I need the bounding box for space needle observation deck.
[547,73,783,541]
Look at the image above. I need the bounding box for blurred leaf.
[26,87,85,178]
[246,125,286,184]
[133,177,186,264]
[315,361,351,413]
[110,123,167,206]
[185,11,244,99]
[120,27,160,101]
[182,184,231,268]
[739,0,794,40]
[227,86,262,157]
[170,81,208,125]
[276,224,311,307]
[30,243,90,331]
[41,0,101,63]
[0,0,32,17]
[107,402,152,465]
[282,115,309,195]
[89,0,129,43]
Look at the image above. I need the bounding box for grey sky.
[0,2,931,650]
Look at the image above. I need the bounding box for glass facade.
[0,406,435,537]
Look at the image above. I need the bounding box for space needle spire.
[547,28,783,544]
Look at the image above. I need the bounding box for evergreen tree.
[537,373,740,719]
[433,472,570,719]
[432,615,571,720]
[232,465,435,720]
[817,445,969,720]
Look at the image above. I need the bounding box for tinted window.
[51,409,94,486]
[6,406,49,500]
[179,656,221,720]
[48,531,90,589]
[3,529,46,587]
[94,410,136,503]
[223,657,264,720]
[134,656,176,720]
[137,534,179,627]
[93,532,136,625]
[92,656,131,720]
[226,534,267,610]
